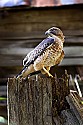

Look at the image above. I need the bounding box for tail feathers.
[16,66,27,78]
[16,64,36,79]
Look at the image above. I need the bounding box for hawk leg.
[42,67,53,78]
[41,66,50,74]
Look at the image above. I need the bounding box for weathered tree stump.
[7,71,70,125]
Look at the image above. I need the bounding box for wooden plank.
[0,46,83,66]
[0,91,6,96]
[66,91,83,125]
[0,11,83,27]
[64,47,83,57]
[1,46,83,57]
[61,58,83,66]
[0,31,83,39]
[61,109,81,125]
[0,5,83,38]
[0,57,83,66]
[0,56,83,66]
[0,36,83,50]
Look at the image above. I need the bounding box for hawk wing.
[23,37,55,67]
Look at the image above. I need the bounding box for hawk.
[16,27,65,78]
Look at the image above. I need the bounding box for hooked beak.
[45,30,50,35]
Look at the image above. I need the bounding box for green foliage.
[0,97,7,100]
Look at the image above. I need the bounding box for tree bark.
[7,71,69,125]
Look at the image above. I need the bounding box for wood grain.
[7,72,69,125]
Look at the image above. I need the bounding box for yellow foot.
[48,73,53,78]
[42,67,53,78]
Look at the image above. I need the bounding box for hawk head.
[45,27,65,42]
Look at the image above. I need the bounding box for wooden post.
[7,71,69,125]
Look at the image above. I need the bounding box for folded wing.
[23,37,55,67]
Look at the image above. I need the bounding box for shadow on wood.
[7,70,70,125]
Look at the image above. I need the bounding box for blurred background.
[0,0,83,125]
[0,0,83,7]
